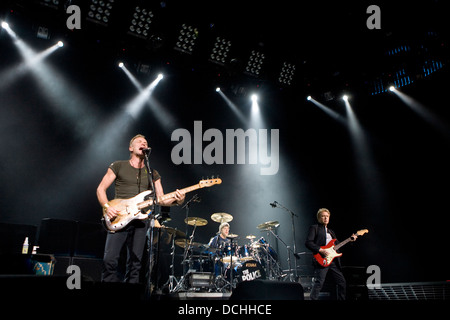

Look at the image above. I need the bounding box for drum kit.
[165,212,285,293]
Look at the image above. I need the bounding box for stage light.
[389,86,395,92]
[210,37,232,66]
[57,41,64,47]
[306,95,312,101]
[1,21,9,29]
[174,24,198,54]
[216,87,221,92]
[278,62,296,86]
[245,50,265,77]
[251,94,258,102]
[157,73,163,80]
[342,95,349,101]
[128,6,154,39]
[87,0,114,26]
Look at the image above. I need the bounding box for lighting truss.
[174,24,198,54]
[278,61,296,86]
[87,0,115,26]
[209,36,231,66]
[245,50,265,77]
[128,6,154,39]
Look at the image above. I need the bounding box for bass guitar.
[102,178,222,231]
[313,229,368,267]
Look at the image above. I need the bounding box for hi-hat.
[257,220,280,230]
[211,212,233,223]
[184,217,208,226]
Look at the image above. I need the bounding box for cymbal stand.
[267,228,293,280]
[271,201,299,280]
[172,196,200,292]
[165,230,180,293]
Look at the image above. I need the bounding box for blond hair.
[316,208,330,221]
[129,134,146,148]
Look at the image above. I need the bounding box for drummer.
[208,222,230,249]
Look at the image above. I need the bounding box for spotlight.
[210,37,232,66]
[278,61,296,86]
[389,86,395,92]
[245,50,265,77]
[57,41,64,47]
[128,6,154,39]
[342,95,349,101]
[118,62,124,68]
[306,95,312,101]
[174,24,199,54]
[251,94,258,102]
[215,87,221,92]
[1,21,9,29]
[157,73,163,80]
[87,0,115,26]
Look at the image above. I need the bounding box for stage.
[0,2,449,313]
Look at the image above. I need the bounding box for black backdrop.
[0,1,449,283]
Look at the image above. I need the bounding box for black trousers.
[310,261,346,300]
[102,220,148,283]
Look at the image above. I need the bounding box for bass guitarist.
[96,134,185,283]
[305,208,357,300]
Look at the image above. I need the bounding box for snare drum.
[220,243,239,264]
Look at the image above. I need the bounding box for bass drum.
[236,260,266,282]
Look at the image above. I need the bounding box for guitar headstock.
[356,229,369,236]
[199,178,222,188]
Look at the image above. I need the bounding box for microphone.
[141,147,152,153]
[270,201,278,208]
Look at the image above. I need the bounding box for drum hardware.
[269,201,299,281]
[184,216,208,226]
[256,220,280,230]
[171,213,208,292]
[211,212,233,223]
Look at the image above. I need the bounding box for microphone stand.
[143,149,158,298]
[271,201,299,281]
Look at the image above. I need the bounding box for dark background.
[0,0,448,283]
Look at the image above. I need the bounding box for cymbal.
[174,239,202,249]
[211,212,233,223]
[227,233,239,239]
[246,234,256,240]
[161,226,186,238]
[257,220,280,230]
[184,217,208,226]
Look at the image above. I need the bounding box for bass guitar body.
[103,190,154,232]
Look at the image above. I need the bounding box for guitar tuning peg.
[211,175,215,179]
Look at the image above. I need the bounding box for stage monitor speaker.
[230,280,304,300]
[74,221,106,258]
[38,218,77,256]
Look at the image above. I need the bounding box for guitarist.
[305,208,356,300]
[96,134,185,283]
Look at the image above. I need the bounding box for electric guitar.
[313,229,368,267]
[102,178,222,231]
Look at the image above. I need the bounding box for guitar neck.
[333,236,353,251]
[157,184,201,203]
